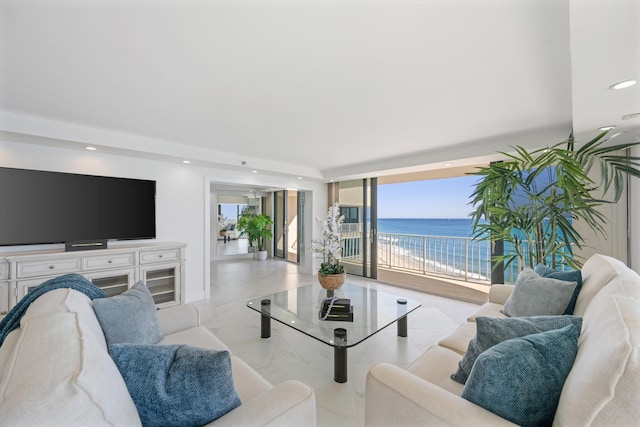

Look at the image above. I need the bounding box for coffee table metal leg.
[334,328,348,383]
[397,298,408,337]
[397,315,408,337]
[261,299,271,338]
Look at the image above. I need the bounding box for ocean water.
[377,218,476,237]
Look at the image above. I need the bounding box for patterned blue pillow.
[461,324,579,427]
[535,264,583,315]
[93,281,164,345]
[110,344,241,427]
[451,315,582,384]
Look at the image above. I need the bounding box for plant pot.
[256,250,267,261]
[317,272,346,290]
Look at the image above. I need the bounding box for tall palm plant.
[469,130,640,269]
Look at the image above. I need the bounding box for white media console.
[0,241,186,318]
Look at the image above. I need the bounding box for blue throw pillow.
[93,281,164,345]
[535,264,583,315]
[451,315,582,384]
[502,268,577,317]
[461,324,579,427]
[110,344,241,427]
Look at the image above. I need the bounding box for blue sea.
[377,218,476,238]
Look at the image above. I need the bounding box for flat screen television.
[0,167,156,249]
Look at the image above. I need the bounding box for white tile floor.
[192,258,480,427]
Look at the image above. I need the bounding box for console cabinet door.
[140,262,181,307]
[83,268,137,297]
[0,282,9,318]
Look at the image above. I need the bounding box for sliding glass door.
[274,190,302,264]
[338,178,377,278]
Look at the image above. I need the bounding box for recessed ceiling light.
[85,146,96,151]
[297,177,302,180]
[329,179,335,182]
[251,170,258,174]
[599,125,616,131]
[444,162,453,166]
[182,160,191,164]
[609,80,637,90]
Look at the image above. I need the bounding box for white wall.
[0,140,327,302]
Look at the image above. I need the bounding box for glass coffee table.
[246,282,421,383]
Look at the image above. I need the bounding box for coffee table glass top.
[246,282,421,348]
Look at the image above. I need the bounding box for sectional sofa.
[365,253,640,426]
[0,287,316,426]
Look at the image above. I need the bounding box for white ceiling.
[1,0,638,182]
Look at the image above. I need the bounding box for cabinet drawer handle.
[158,254,163,258]
[108,259,113,264]
[49,265,55,270]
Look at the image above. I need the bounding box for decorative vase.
[317,271,346,290]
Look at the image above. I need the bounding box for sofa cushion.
[93,281,164,345]
[451,315,582,385]
[466,302,506,322]
[534,264,583,315]
[461,324,579,427]
[0,311,141,426]
[407,345,464,396]
[502,268,576,317]
[110,343,241,427]
[574,253,619,316]
[555,293,640,426]
[438,322,476,355]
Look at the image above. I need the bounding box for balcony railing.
[376,232,493,284]
[341,230,572,285]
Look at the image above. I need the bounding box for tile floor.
[192,258,480,427]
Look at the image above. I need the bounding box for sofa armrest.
[488,284,514,305]
[365,363,518,427]
[156,304,201,335]
[207,380,316,427]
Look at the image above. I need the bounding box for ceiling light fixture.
[85,146,96,151]
[609,80,637,90]
[251,170,258,174]
[182,160,191,164]
[444,162,453,166]
[297,177,302,180]
[599,125,616,131]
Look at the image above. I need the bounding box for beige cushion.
[159,326,231,352]
[0,289,141,426]
[555,294,640,426]
[407,345,464,396]
[438,322,476,355]
[574,254,619,316]
[229,355,273,402]
[467,302,506,322]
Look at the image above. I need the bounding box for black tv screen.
[0,167,156,247]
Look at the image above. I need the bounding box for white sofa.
[0,288,316,426]
[365,253,640,426]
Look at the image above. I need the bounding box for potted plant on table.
[237,209,274,261]
[312,202,346,289]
